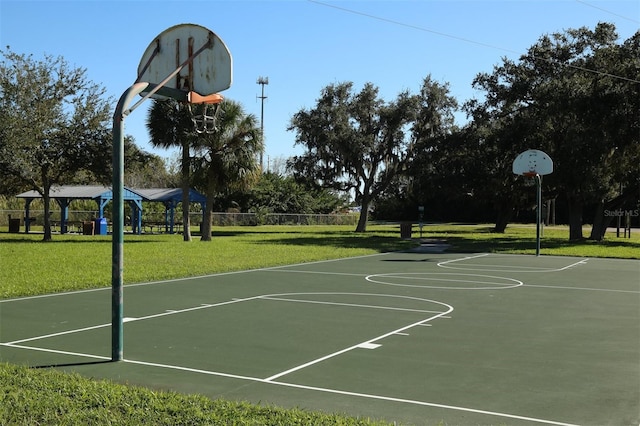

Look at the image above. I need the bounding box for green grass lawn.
[1,223,637,300]
[426,223,640,258]
[1,223,638,425]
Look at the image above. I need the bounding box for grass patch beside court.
[0,363,387,426]
[0,225,416,299]
[423,223,640,259]
[1,223,638,299]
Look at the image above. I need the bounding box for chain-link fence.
[2,210,99,226]
[1,210,358,228]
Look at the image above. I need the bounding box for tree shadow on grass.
[0,236,167,244]
[252,234,416,253]
[441,235,640,255]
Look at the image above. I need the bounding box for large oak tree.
[290,78,459,232]
[468,24,639,239]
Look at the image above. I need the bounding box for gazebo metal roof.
[131,188,207,234]
[16,185,144,202]
[132,188,207,204]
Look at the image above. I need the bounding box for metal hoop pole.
[111,82,150,362]
[535,174,541,257]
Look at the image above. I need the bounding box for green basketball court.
[1,251,638,425]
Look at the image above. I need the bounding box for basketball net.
[186,92,223,134]
[523,171,538,187]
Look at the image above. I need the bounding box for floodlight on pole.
[257,76,268,171]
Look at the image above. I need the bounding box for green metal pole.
[535,174,541,257]
[112,83,149,362]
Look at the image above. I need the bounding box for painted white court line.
[366,273,523,290]
[263,301,453,382]
[0,342,110,361]
[3,292,447,346]
[439,263,560,270]
[121,357,578,426]
[437,254,590,273]
[1,332,579,426]
[5,323,112,345]
[437,253,490,265]
[264,269,368,277]
[523,284,640,294]
[0,286,111,303]
[260,295,445,314]
[267,380,580,426]
[2,296,263,345]
[357,343,381,349]
[554,258,590,271]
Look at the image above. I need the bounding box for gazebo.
[16,185,144,234]
[16,185,207,235]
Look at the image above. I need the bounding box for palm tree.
[146,99,195,241]
[191,100,263,241]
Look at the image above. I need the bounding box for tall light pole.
[256,76,268,171]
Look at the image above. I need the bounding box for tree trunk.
[200,189,214,242]
[355,196,370,232]
[589,201,607,241]
[181,141,192,242]
[493,197,514,233]
[589,192,635,241]
[567,195,584,240]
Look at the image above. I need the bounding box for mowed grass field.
[1,223,638,299]
[1,223,638,425]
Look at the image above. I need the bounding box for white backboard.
[512,149,553,176]
[136,23,232,98]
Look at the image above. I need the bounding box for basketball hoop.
[522,171,538,187]
[512,150,553,258]
[186,92,223,134]
[112,23,233,362]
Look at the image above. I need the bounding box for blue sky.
[1,0,638,169]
